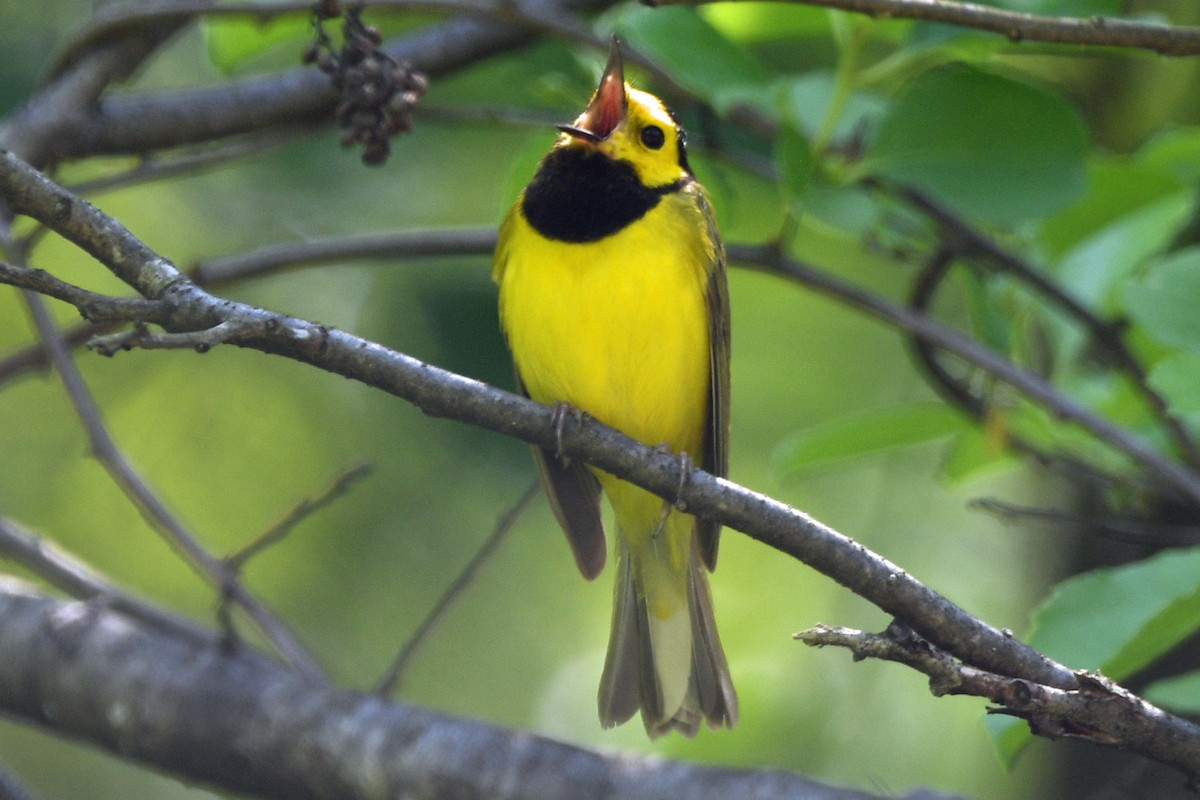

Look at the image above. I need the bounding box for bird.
[492,38,736,738]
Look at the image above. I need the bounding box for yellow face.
[554,48,692,193]
[583,85,689,190]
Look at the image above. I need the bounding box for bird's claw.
[551,402,585,465]
[651,446,693,538]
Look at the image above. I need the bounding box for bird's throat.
[521,147,683,244]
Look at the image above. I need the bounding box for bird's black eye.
[640,125,665,150]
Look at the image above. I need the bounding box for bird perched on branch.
[493,38,736,737]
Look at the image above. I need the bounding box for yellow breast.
[496,191,713,459]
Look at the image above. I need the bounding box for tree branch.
[643,0,1200,56]
[0,516,216,647]
[797,622,1200,784]
[0,149,1099,704]
[191,227,500,284]
[5,1,1195,796]
[0,0,200,167]
[7,149,1199,704]
[0,152,1080,692]
[886,181,1200,470]
[0,583,951,800]
[3,0,618,164]
[0,225,325,683]
[132,225,1200,507]
[730,242,1200,508]
[1,0,1198,780]
[375,480,540,695]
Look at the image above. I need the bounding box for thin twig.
[645,0,1200,57]
[218,464,374,654]
[0,319,111,385]
[905,247,1135,495]
[889,182,1200,469]
[908,246,983,413]
[375,480,540,695]
[66,129,313,197]
[0,228,326,681]
[729,242,1200,507]
[229,462,375,567]
[907,248,1124,489]
[87,319,254,355]
[971,498,1200,548]
[0,261,166,321]
[191,228,499,284]
[0,516,216,646]
[20,287,325,679]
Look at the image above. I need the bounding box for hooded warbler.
[493,39,736,738]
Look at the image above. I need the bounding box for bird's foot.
[651,447,693,538]
[551,402,586,465]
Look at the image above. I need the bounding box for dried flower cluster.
[304,2,428,165]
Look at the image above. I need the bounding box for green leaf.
[1028,547,1200,679]
[773,403,967,478]
[203,13,312,75]
[777,72,888,143]
[1054,190,1195,310]
[1124,247,1200,352]
[1037,157,1186,262]
[1140,127,1200,185]
[939,425,1018,482]
[1145,669,1200,712]
[611,6,774,115]
[702,3,832,43]
[958,266,1013,353]
[1147,351,1200,416]
[983,714,1032,768]
[775,123,816,211]
[863,65,1088,224]
[800,182,882,236]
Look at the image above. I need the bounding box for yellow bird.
[493,39,736,737]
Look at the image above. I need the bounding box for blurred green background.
[4,1,1200,798]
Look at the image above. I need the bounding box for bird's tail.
[597,512,737,737]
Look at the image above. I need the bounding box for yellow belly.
[497,197,712,471]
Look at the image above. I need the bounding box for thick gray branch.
[5,0,613,164]
[0,582,952,800]
[0,3,204,166]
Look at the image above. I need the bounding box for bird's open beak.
[556,37,626,144]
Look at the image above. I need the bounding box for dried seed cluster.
[305,2,428,165]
